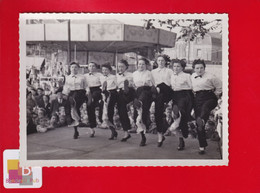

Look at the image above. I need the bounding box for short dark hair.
[70,62,80,67]
[138,57,150,66]
[118,59,129,69]
[102,63,112,71]
[88,62,98,68]
[155,54,171,66]
[172,58,187,69]
[192,59,206,69]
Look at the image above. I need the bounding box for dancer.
[116,59,136,142]
[151,55,175,147]
[170,59,193,150]
[133,57,154,146]
[191,59,222,154]
[100,63,118,140]
[85,62,102,137]
[63,62,87,139]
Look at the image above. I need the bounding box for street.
[27,126,222,160]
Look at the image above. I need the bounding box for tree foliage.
[144,19,222,42]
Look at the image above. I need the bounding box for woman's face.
[102,67,110,76]
[88,63,96,73]
[70,64,79,75]
[173,63,183,74]
[157,57,166,68]
[194,64,205,76]
[118,62,127,74]
[138,60,146,71]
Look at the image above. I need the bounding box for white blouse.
[63,74,87,94]
[85,72,102,87]
[100,74,117,90]
[171,71,192,91]
[116,71,134,89]
[151,67,173,86]
[191,72,222,95]
[133,70,154,88]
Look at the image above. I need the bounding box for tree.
[143,19,222,63]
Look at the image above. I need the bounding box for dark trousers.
[103,89,118,125]
[194,90,218,147]
[172,90,194,138]
[117,87,136,131]
[87,87,102,128]
[154,83,174,133]
[136,86,153,129]
[68,89,86,118]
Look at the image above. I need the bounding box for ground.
[27,126,221,160]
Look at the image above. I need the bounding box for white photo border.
[19,13,229,167]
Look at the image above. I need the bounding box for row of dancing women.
[63,55,222,154]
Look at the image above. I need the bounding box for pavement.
[27,126,222,160]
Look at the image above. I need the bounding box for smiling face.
[102,67,110,76]
[88,63,96,73]
[173,63,183,74]
[118,62,127,74]
[70,64,79,75]
[157,56,166,69]
[194,64,205,76]
[138,60,146,71]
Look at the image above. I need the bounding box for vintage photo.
[20,13,229,166]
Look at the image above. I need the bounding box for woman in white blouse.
[132,57,154,146]
[191,59,222,154]
[116,59,136,142]
[170,59,194,151]
[100,63,118,140]
[84,62,103,137]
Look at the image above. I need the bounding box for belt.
[194,90,214,95]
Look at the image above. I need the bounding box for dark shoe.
[140,137,146,146]
[90,130,95,138]
[157,136,165,147]
[121,134,131,142]
[109,131,118,140]
[177,138,185,151]
[73,131,79,139]
[198,147,206,155]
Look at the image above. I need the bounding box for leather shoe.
[121,134,131,142]
[157,136,165,147]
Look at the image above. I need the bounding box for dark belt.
[89,86,101,92]
[194,90,214,95]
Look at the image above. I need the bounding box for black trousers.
[103,89,118,125]
[87,87,103,128]
[68,89,86,119]
[154,83,174,133]
[136,86,153,129]
[172,90,194,138]
[194,90,218,147]
[117,87,136,131]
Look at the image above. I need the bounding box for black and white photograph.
[20,13,229,166]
